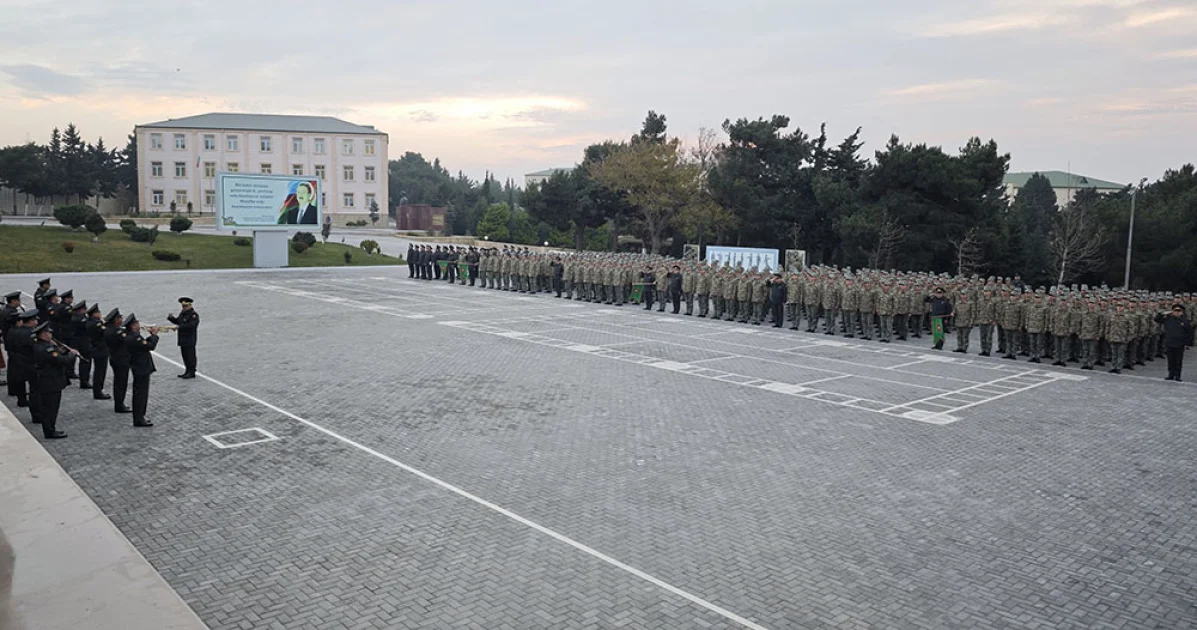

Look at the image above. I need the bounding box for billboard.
[705,246,780,272]
[217,173,320,229]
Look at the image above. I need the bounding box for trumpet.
[144,324,179,333]
[50,338,80,356]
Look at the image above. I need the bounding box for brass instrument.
[50,339,80,356]
[144,324,179,333]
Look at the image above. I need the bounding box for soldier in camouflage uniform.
[695,265,711,318]
[1000,292,1023,359]
[1048,293,1073,367]
[804,275,823,333]
[682,264,697,316]
[1105,301,1132,373]
[841,278,860,338]
[736,270,752,323]
[785,272,802,330]
[822,276,841,335]
[1079,299,1104,370]
[975,286,997,356]
[722,270,738,322]
[953,289,975,353]
[711,268,726,319]
[875,278,895,343]
[858,280,876,340]
[654,264,669,312]
[750,271,767,325]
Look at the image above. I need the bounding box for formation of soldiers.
[0,278,200,439]
[411,246,1195,378]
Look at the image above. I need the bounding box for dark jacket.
[33,339,73,392]
[551,261,564,279]
[668,273,683,294]
[168,309,199,347]
[127,332,159,376]
[925,295,953,317]
[106,326,130,368]
[641,271,656,285]
[5,326,34,377]
[72,314,91,356]
[87,318,110,359]
[1155,312,1194,348]
[770,281,788,305]
[50,304,73,341]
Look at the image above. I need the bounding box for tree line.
[3,118,1194,291]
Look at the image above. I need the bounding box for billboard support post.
[252,230,289,268]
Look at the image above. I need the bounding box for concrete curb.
[0,405,208,630]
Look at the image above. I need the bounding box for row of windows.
[148,133,375,156]
[150,162,376,181]
[150,190,373,208]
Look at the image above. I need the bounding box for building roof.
[138,113,384,136]
[525,168,573,177]
[1004,171,1125,190]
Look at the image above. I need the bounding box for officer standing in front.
[32,321,76,439]
[124,314,158,427]
[105,309,132,414]
[167,297,199,378]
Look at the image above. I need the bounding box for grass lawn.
[0,225,403,273]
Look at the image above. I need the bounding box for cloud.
[882,79,1001,101]
[353,95,587,131]
[1154,47,1197,59]
[1123,7,1195,28]
[919,13,1069,37]
[1027,97,1065,106]
[0,64,87,96]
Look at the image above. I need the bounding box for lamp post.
[1123,177,1148,290]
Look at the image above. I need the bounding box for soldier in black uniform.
[407,244,416,278]
[33,278,51,313]
[0,291,21,387]
[5,310,39,408]
[86,305,112,400]
[70,301,92,389]
[167,297,200,378]
[445,247,459,283]
[105,309,132,414]
[38,288,58,323]
[32,321,76,439]
[125,314,159,427]
[53,290,78,379]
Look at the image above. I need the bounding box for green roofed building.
[1004,170,1127,207]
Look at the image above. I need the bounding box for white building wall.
[136,126,388,217]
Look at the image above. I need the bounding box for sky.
[0,0,1194,186]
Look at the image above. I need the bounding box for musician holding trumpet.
[32,320,78,439]
[124,314,159,428]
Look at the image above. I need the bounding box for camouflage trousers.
[879,315,894,342]
[1111,342,1127,370]
[823,309,838,334]
[842,311,858,337]
[657,289,667,311]
[979,324,994,354]
[956,326,972,352]
[1053,335,1070,363]
[712,296,724,319]
[1081,339,1099,368]
[684,292,694,315]
[697,294,709,317]
[1027,332,1045,359]
[859,312,874,339]
[737,300,750,323]
[786,303,800,329]
[805,305,821,332]
[752,302,766,324]
[908,314,922,338]
[1002,327,1021,357]
[724,299,737,321]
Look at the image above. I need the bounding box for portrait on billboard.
[218,173,322,229]
[277,180,319,225]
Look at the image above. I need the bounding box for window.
[151,190,164,206]
[314,164,326,180]
[203,162,216,178]
[292,137,303,153]
[203,134,216,150]
[260,163,272,174]
[151,161,163,177]
[175,190,188,205]
[226,162,239,172]
[227,135,239,151]
[150,133,162,150]
[313,138,325,154]
[174,134,186,150]
[364,139,375,156]
[343,165,354,181]
[342,139,354,155]
[343,192,355,207]
[174,162,187,177]
[364,166,375,182]
[292,164,304,176]
[260,136,272,152]
[204,190,216,207]
[365,193,376,209]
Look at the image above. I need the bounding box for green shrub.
[292,231,317,247]
[152,249,181,261]
[61,241,76,253]
[169,216,193,235]
[119,219,136,234]
[233,237,252,246]
[359,239,380,255]
[291,241,309,254]
[53,205,96,229]
[85,213,107,238]
[345,220,368,227]
[343,251,352,264]
[130,225,160,244]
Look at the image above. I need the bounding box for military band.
[3,281,202,439]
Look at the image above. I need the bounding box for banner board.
[217,173,321,230]
[705,246,780,272]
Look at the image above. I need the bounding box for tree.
[950,227,984,277]
[170,216,193,235]
[85,211,107,241]
[589,138,701,254]
[0,143,49,212]
[1009,173,1058,285]
[1050,205,1105,285]
[53,204,94,229]
[91,137,118,201]
[114,133,138,211]
[62,123,95,203]
[476,202,511,241]
[637,110,668,144]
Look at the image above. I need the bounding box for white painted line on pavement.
[151,352,772,630]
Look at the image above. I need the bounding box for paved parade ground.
[4,267,1197,629]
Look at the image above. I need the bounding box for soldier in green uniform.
[953,289,975,353]
[821,276,841,335]
[977,287,997,356]
[1024,290,1049,363]
[1000,292,1024,359]
[750,271,767,325]
[804,275,822,333]
[1079,299,1104,370]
